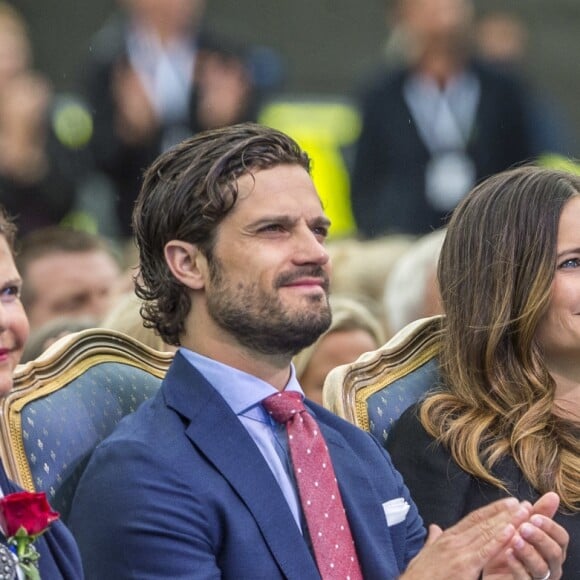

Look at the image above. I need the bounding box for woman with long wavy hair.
[387,166,580,579]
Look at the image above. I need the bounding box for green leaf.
[18,561,40,580]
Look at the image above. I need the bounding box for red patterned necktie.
[263,391,363,580]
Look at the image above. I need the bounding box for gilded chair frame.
[0,328,173,491]
[323,315,443,431]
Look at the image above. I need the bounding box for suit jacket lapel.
[163,354,320,579]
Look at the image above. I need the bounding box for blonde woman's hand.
[482,493,567,580]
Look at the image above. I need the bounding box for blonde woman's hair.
[293,294,385,379]
[421,166,580,512]
[100,292,170,352]
[327,235,415,333]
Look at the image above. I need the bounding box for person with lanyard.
[69,123,567,579]
[351,0,535,238]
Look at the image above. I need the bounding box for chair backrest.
[0,328,173,522]
[323,316,443,447]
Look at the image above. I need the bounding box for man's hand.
[401,497,531,580]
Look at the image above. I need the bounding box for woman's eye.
[559,257,580,269]
[1,286,20,301]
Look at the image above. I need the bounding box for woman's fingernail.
[520,522,535,538]
[530,514,544,528]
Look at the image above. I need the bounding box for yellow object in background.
[539,154,580,174]
[259,98,361,239]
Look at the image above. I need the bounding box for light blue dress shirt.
[180,348,305,532]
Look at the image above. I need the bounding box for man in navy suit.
[69,123,567,579]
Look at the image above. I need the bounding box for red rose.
[0,491,59,537]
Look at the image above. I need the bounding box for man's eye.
[261,224,285,233]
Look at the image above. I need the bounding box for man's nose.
[293,228,330,266]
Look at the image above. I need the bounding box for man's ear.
[164,241,208,290]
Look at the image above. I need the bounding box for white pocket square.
[382,498,410,527]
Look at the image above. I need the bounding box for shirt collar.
[179,348,305,417]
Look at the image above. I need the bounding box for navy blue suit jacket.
[69,352,425,579]
[0,463,83,579]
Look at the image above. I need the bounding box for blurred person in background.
[81,0,264,240]
[351,0,535,238]
[383,228,445,336]
[16,226,122,332]
[100,291,175,353]
[0,3,85,236]
[21,316,96,363]
[327,234,415,333]
[293,294,384,405]
[475,10,577,158]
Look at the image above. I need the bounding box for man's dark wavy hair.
[133,122,311,346]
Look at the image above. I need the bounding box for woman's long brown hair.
[421,166,580,511]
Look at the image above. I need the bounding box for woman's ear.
[164,241,209,290]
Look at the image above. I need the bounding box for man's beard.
[206,259,331,356]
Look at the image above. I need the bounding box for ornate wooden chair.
[323,315,443,447]
[0,328,173,522]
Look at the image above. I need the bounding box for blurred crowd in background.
[1,0,579,377]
